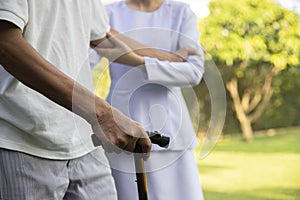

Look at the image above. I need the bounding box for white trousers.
[107,149,204,200]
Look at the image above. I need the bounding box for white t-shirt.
[0,0,110,159]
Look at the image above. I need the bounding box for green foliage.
[197,0,300,134]
[254,67,300,129]
[199,0,300,70]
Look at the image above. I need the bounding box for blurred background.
[93,0,300,199]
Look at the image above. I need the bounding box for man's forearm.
[0,21,108,124]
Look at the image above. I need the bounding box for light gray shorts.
[0,147,117,200]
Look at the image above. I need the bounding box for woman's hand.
[169,47,201,62]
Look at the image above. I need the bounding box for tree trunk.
[239,116,253,142]
[226,78,253,141]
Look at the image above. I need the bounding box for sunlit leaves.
[199,0,300,70]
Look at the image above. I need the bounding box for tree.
[199,0,300,141]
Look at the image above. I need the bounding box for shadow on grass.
[203,187,300,200]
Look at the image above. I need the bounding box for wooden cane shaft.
[134,145,149,200]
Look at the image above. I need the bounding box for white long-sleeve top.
[93,0,205,150]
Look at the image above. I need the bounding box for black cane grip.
[91,131,170,148]
[146,131,170,148]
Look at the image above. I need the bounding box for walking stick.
[134,131,170,200]
[134,143,148,200]
[91,131,170,200]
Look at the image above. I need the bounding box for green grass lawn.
[195,127,300,200]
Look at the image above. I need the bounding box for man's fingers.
[108,132,139,154]
[123,136,138,152]
[137,138,152,160]
[92,107,151,155]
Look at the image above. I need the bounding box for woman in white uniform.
[91,0,205,199]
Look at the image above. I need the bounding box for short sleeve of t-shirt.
[0,0,28,31]
[90,0,110,41]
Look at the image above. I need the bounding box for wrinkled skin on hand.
[91,106,152,160]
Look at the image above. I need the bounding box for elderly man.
[0,1,151,199]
